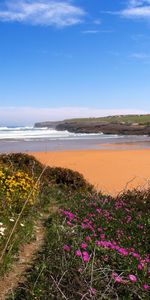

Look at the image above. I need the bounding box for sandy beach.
[31,149,150,195]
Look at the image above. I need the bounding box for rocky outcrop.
[34,120,150,135]
[34,121,62,128]
[56,122,150,135]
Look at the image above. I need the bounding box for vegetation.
[10,188,150,300]
[64,114,150,125]
[0,168,38,212]
[0,153,149,299]
[0,153,92,278]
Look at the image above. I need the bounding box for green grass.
[64,114,150,124]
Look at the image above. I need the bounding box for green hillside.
[65,114,150,124]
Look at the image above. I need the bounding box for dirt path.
[0,206,58,300]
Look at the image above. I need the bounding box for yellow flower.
[0,167,39,211]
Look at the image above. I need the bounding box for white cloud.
[93,19,101,25]
[82,29,113,35]
[82,30,100,34]
[0,106,148,126]
[120,0,150,18]
[130,52,150,59]
[0,0,85,27]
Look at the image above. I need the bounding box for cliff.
[34,115,150,135]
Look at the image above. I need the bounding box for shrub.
[0,167,39,213]
[0,153,93,192]
[44,167,93,191]
[0,153,43,178]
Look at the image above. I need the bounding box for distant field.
[65,114,150,124]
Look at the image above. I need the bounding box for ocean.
[0,126,150,153]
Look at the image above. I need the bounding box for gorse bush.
[0,167,39,213]
[0,153,43,178]
[0,153,93,191]
[44,166,93,190]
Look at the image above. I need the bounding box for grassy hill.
[64,114,150,124]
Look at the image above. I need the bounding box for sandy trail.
[31,149,150,195]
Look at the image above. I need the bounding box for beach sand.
[31,149,150,195]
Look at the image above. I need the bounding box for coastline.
[31,148,150,195]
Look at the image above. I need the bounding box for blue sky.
[0,0,150,125]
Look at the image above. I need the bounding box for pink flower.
[132,252,140,259]
[83,251,90,262]
[63,211,75,221]
[78,268,83,273]
[137,264,143,270]
[100,234,105,240]
[115,276,123,283]
[128,275,137,283]
[98,227,102,232]
[82,223,87,229]
[143,284,149,290]
[96,208,101,214]
[89,287,96,295]
[81,243,87,249]
[67,221,72,226]
[103,255,108,262]
[85,236,91,242]
[63,245,70,252]
[75,250,82,257]
[118,248,128,256]
[112,272,123,283]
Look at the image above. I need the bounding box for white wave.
[0,126,49,131]
[0,127,106,140]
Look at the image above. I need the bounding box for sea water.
[0,126,150,153]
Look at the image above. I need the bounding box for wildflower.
[98,227,102,232]
[20,223,24,227]
[67,221,72,226]
[0,222,3,226]
[81,243,87,249]
[85,236,91,242]
[132,252,140,259]
[81,223,87,229]
[100,233,105,240]
[143,284,149,290]
[9,218,15,222]
[0,227,6,236]
[83,251,90,262]
[63,245,70,252]
[103,255,108,261]
[63,211,75,221]
[137,264,143,270]
[78,268,83,273]
[128,274,137,282]
[118,248,128,256]
[75,250,82,257]
[112,272,123,283]
[115,276,123,283]
[89,287,96,296]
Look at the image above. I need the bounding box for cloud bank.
[120,0,150,18]
[0,0,85,27]
[0,106,148,126]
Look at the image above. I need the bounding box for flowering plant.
[0,168,39,212]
